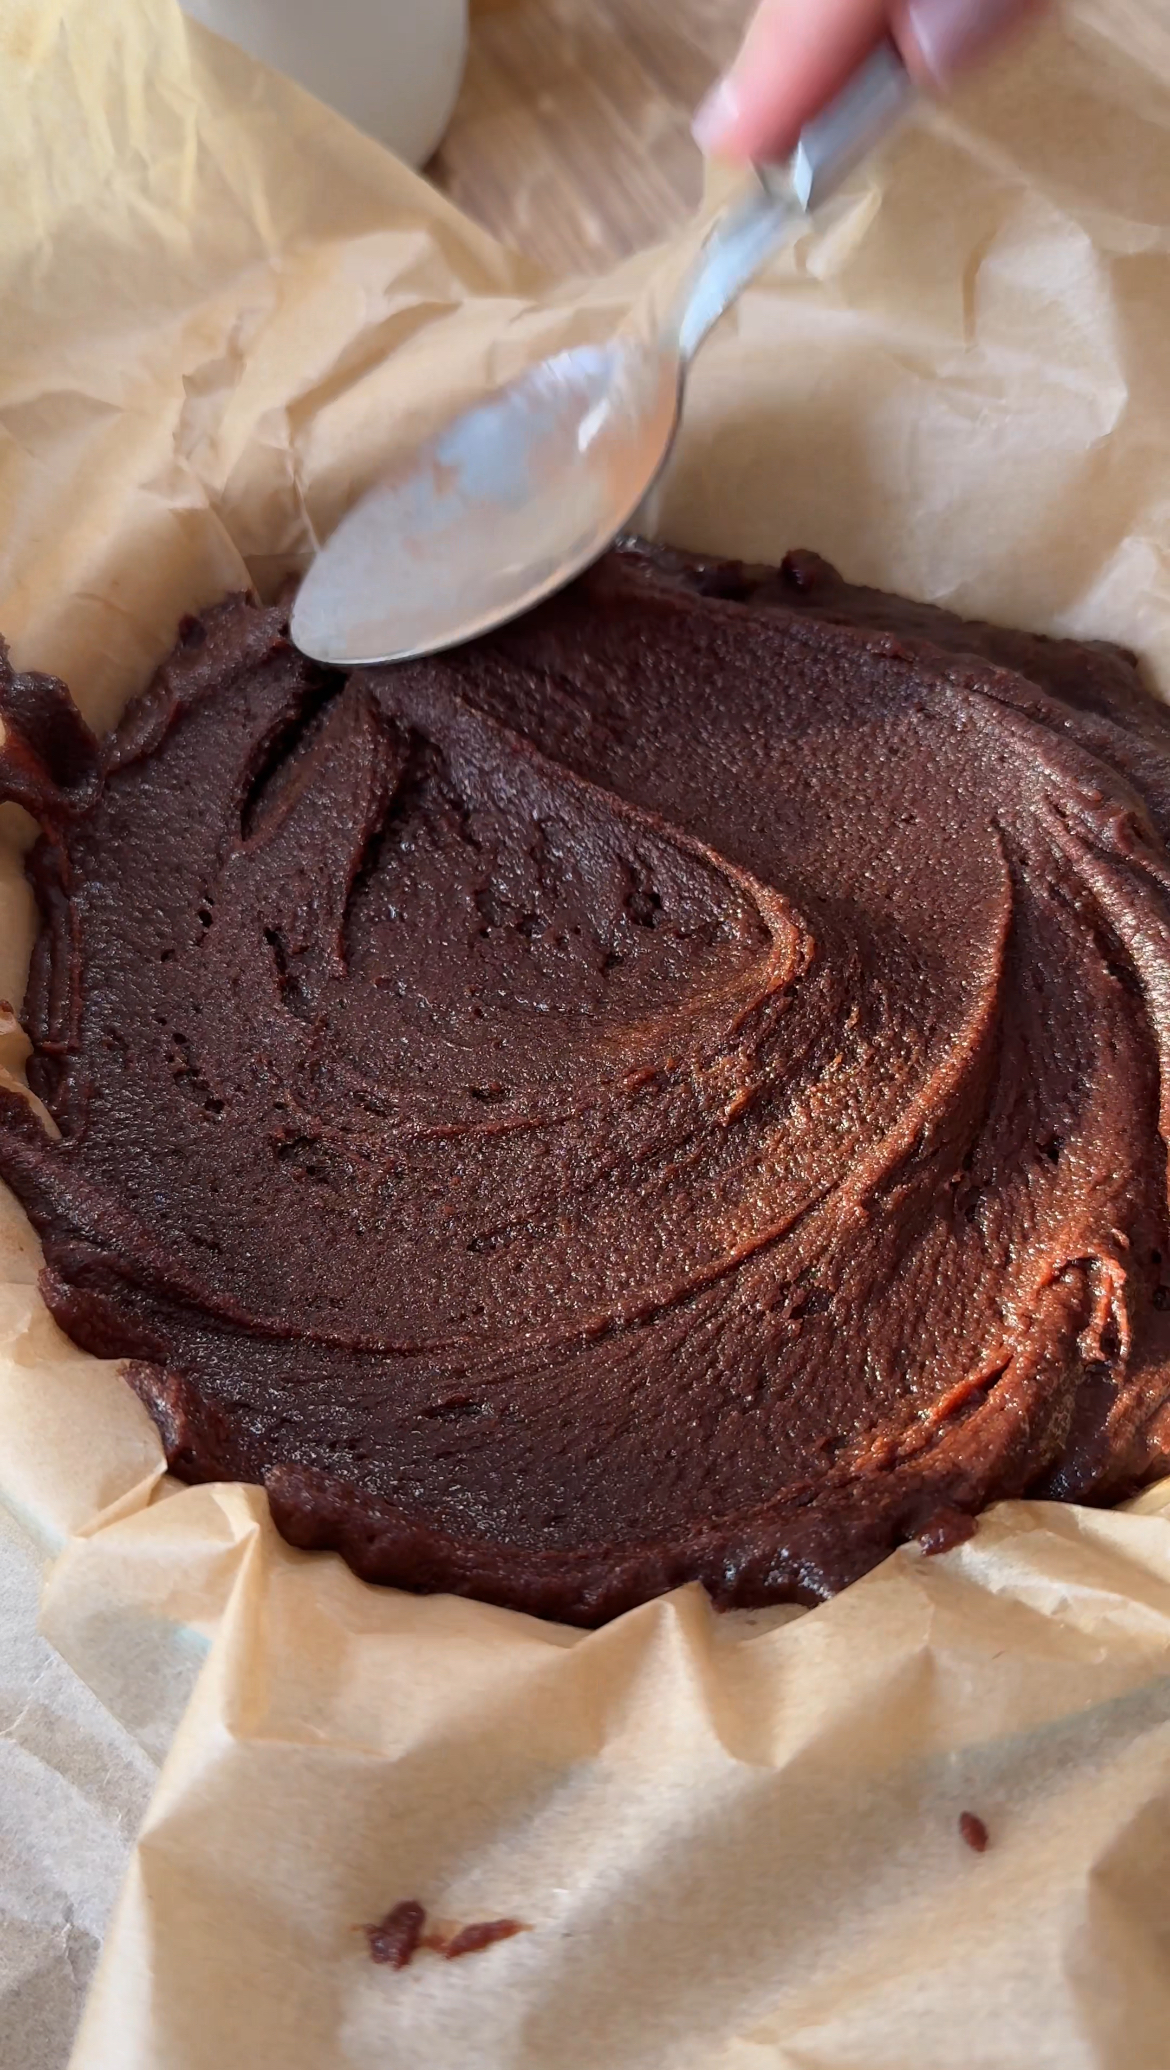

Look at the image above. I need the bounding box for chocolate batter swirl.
[2,543,1170,1623]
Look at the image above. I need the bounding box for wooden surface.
[429,0,752,278]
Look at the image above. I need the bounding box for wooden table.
[429,0,753,278]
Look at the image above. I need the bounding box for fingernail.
[692,75,742,154]
[902,0,1023,82]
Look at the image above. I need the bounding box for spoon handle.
[675,39,916,365]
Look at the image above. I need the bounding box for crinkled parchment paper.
[2,2,1170,2065]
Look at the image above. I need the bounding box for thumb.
[693,0,890,163]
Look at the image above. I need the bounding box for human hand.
[693,0,1049,161]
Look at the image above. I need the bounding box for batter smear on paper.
[362,1901,526,1965]
[2,541,1170,1625]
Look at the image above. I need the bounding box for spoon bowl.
[292,338,681,666]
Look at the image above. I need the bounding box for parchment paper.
[2,1,1170,2065]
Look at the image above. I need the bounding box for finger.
[693,0,1050,161]
[693,0,890,163]
[894,0,1050,84]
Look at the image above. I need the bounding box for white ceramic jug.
[182,0,470,167]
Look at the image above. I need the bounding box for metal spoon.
[291,40,915,668]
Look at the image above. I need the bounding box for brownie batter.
[2,541,1170,1625]
[364,1901,426,1968]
